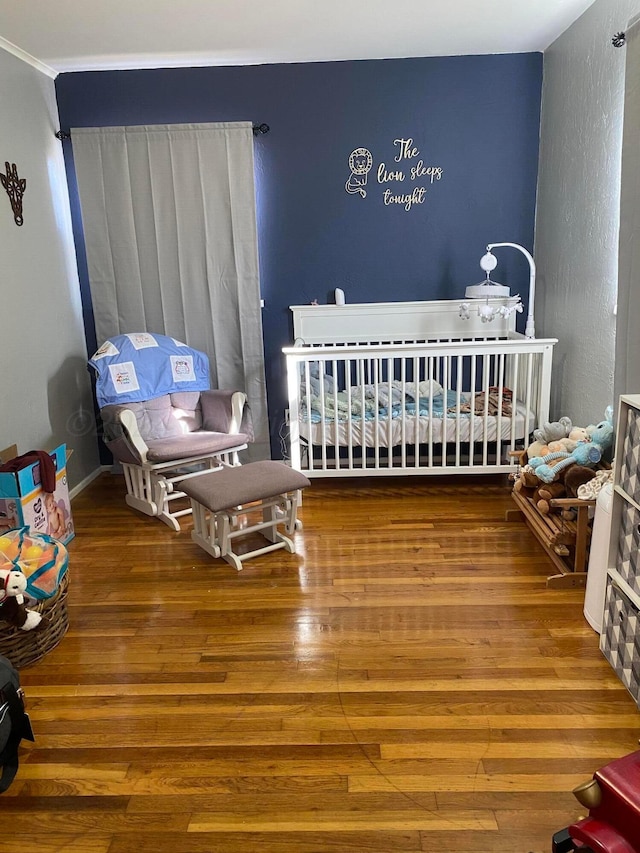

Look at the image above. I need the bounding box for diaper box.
[0,444,74,545]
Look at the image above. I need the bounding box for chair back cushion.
[169,392,203,434]
[104,394,202,443]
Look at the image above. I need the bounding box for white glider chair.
[89,333,252,531]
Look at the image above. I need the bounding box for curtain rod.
[55,123,270,141]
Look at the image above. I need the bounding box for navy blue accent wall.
[55,54,543,458]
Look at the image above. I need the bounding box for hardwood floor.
[1,471,638,852]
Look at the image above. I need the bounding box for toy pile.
[0,527,69,632]
[511,412,614,517]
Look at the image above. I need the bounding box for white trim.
[628,12,640,31]
[0,36,58,78]
[69,465,110,499]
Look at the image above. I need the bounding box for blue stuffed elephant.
[529,418,614,484]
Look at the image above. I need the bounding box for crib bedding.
[298,393,533,448]
[302,387,458,422]
[300,387,514,424]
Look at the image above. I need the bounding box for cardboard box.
[0,444,74,544]
[0,444,17,465]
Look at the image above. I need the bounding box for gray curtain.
[71,121,269,460]
[616,20,640,409]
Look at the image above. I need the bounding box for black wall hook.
[612,32,626,48]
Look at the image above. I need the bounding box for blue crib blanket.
[89,333,211,407]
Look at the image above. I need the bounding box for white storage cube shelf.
[600,394,640,708]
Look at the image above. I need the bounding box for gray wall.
[536,0,640,427]
[0,45,99,489]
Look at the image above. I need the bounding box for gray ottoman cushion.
[181,461,310,512]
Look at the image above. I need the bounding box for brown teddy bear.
[534,480,567,515]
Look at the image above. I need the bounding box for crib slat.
[402,358,408,468]
[427,356,434,467]
[413,355,420,468]
[481,354,490,466]
[372,358,379,470]
[286,353,302,471]
[508,351,519,456]
[454,355,462,467]
[384,357,391,470]
[442,355,450,468]
[496,352,505,468]
[316,360,326,471]
[469,354,477,468]
[331,359,342,469]
[525,352,535,445]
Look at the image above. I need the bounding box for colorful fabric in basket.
[0,527,68,600]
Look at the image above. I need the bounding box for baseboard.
[69,465,111,499]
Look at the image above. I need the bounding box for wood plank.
[187,807,497,833]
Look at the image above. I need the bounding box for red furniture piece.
[553,749,640,853]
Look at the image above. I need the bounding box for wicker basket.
[0,572,69,668]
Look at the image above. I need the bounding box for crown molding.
[0,36,57,78]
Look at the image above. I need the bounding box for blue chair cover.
[89,333,211,407]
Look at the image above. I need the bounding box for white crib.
[283,298,557,478]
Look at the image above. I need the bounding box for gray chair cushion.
[145,431,249,463]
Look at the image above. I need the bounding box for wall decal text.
[345,138,443,212]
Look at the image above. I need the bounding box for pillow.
[303,364,335,396]
[418,379,443,397]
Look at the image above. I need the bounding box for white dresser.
[600,394,640,707]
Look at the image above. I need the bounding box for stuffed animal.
[512,464,542,493]
[531,463,592,514]
[547,436,580,454]
[0,568,47,632]
[1,569,27,600]
[565,464,599,499]
[532,416,573,445]
[533,465,599,517]
[554,465,600,520]
[535,481,567,514]
[529,420,614,484]
[525,426,587,463]
[526,439,551,459]
[547,427,591,455]
[567,425,590,446]
[529,441,601,484]
[576,468,614,501]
